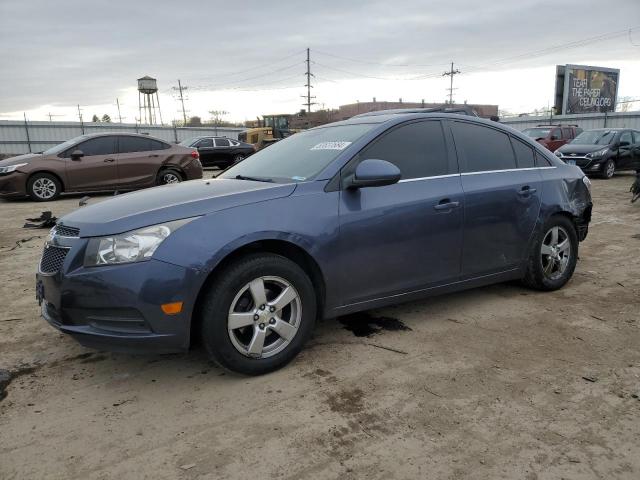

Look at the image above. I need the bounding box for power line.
[302,48,316,113]
[172,80,188,125]
[313,49,447,68]
[442,62,461,104]
[190,61,304,90]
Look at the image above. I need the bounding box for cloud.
[1,0,638,119]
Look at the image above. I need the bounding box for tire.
[156,168,183,185]
[27,173,62,201]
[600,159,615,179]
[522,215,578,291]
[199,253,317,375]
[233,154,245,164]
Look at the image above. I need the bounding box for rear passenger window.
[562,128,572,139]
[359,121,448,179]
[452,122,516,173]
[118,136,155,153]
[215,138,231,147]
[511,138,535,168]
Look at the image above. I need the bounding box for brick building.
[289,100,499,129]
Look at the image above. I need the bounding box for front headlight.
[84,218,196,266]
[582,175,592,194]
[0,163,28,174]
[587,148,609,159]
[554,150,562,157]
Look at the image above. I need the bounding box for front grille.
[40,245,69,274]
[54,224,79,237]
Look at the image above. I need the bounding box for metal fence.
[501,111,640,131]
[0,120,245,155]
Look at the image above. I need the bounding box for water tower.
[137,76,163,125]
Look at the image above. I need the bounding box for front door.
[616,130,635,170]
[337,120,464,306]
[64,136,118,190]
[194,138,215,166]
[450,120,542,278]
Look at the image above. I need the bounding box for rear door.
[338,120,464,305]
[117,136,168,187]
[450,121,543,278]
[214,138,232,164]
[632,131,640,170]
[64,136,118,190]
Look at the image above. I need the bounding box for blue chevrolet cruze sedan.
[36,111,592,375]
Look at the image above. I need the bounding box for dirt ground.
[1,173,639,480]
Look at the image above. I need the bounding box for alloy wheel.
[227,276,301,358]
[605,161,615,178]
[540,226,571,281]
[162,172,181,184]
[32,178,57,199]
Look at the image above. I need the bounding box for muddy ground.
[1,174,639,479]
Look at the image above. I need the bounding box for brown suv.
[521,124,583,152]
[0,133,203,201]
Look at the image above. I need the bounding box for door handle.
[433,199,460,211]
[103,158,115,163]
[517,186,537,196]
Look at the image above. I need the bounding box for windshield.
[522,128,551,139]
[571,130,616,145]
[220,123,376,182]
[43,135,90,155]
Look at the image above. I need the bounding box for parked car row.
[522,124,640,178]
[0,133,252,201]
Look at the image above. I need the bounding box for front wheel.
[199,254,317,375]
[27,173,62,201]
[601,159,615,179]
[522,215,578,291]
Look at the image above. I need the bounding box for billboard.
[554,64,619,115]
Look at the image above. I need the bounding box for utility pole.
[442,62,461,105]
[301,48,316,113]
[173,80,188,126]
[46,112,63,122]
[116,98,123,123]
[77,104,85,134]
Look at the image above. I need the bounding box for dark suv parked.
[555,128,640,178]
[522,124,582,152]
[36,111,592,375]
[0,133,203,200]
[179,136,255,168]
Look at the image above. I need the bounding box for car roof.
[352,106,481,118]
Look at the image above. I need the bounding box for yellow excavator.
[238,114,301,150]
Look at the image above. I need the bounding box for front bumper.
[0,172,27,197]
[37,250,202,354]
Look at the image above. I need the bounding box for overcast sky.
[0,0,639,123]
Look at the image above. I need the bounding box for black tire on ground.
[199,253,317,375]
[156,168,183,185]
[233,154,245,164]
[27,173,62,201]
[600,159,615,179]
[522,215,579,291]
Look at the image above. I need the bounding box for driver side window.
[64,136,116,157]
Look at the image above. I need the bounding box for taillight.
[191,149,199,159]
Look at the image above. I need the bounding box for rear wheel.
[522,215,578,291]
[199,254,317,375]
[27,173,62,201]
[156,168,183,185]
[233,154,245,164]
[601,159,615,179]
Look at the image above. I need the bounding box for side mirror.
[346,159,401,189]
[70,149,84,160]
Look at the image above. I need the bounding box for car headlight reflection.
[84,218,196,266]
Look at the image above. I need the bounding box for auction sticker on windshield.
[310,141,352,150]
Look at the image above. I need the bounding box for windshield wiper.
[234,175,274,183]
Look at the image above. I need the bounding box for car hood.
[0,153,43,167]
[557,144,609,155]
[59,178,297,237]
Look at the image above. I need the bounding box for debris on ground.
[338,312,412,337]
[78,196,90,207]
[23,211,56,229]
[582,375,598,383]
[8,236,42,251]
